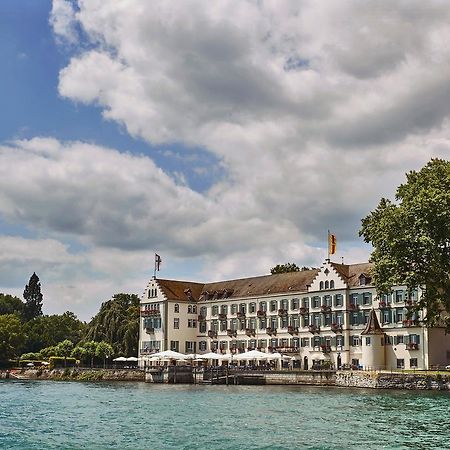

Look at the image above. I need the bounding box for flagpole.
[327,229,330,261]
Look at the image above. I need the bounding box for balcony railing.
[321,305,331,313]
[141,309,160,317]
[266,327,277,336]
[405,300,417,309]
[245,328,256,337]
[403,319,419,327]
[406,343,419,350]
[308,324,321,334]
[287,326,299,335]
[198,314,206,321]
[218,313,227,320]
[348,303,359,311]
[237,311,246,319]
[378,301,391,309]
[320,345,331,353]
[299,307,309,315]
[145,327,155,334]
[331,323,343,333]
[278,309,288,317]
[257,310,266,317]
[208,330,217,338]
[227,329,237,337]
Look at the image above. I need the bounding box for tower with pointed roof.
[361,309,386,370]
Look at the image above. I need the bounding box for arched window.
[325,281,329,289]
[174,303,179,313]
[330,280,335,289]
[320,281,324,290]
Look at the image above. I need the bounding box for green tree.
[0,314,25,366]
[95,341,114,368]
[84,293,140,356]
[270,263,300,274]
[23,312,85,353]
[56,339,74,367]
[83,341,98,368]
[360,158,450,327]
[0,293,25,317]
[71,345,87,365]
[23,273,43,321]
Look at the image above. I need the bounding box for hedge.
[49,357,77,369]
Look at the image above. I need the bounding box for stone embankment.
[11,368,145,382]
[336,371,450,390]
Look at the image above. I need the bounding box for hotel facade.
[139,260,450,370]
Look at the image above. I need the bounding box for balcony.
[198,314,206,321]
[299,307,309,315]
[257,310,266,317]
[321,305,331,313]
[208,330,218,339]
[227,329,237,337]
[403,319,419,327]
[141,309,160,317]
[237,311,246,319]
[320,345,331,354]
[308,324,321,334]
[278,309,288,317]
[348,303,359,311]
[405,300,417,309]
[378,301,391,310]
[245,328,256,337]
[406,343,419,350]
[266,327,277,336]
[331,323,343,333]
[218,313,227,320]
[145,327,155,334]
[287,326,299,335]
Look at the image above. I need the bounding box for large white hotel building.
[139,259,450,370]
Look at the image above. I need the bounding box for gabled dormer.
[358,273,372,287]
[309,259,347,291]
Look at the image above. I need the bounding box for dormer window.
[359,274,371,286]
[320,281,324,290]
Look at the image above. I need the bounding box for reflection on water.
[1,380,450,449]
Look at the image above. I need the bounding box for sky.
[0,0,449,321]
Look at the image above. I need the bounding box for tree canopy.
[23,272,43,321]
[0,293,24,317]
[360,158,450,327]
[0,314,25,365]
[270,263,300,274]
[84,293,140,356]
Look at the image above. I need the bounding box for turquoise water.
[1,381,450,449]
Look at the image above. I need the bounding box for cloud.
[50,0,79,45]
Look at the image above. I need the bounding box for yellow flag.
[329,234,337,255]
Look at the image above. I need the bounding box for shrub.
[49,356,77,369]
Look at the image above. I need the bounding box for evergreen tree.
[23,273,44,321]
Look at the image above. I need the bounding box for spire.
[361,308,384,335]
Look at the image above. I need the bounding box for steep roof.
[361,309,384,335]
[156,279,204,302]
[203,269,319,300]
[330,262,373,287]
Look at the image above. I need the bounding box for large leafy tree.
[0,294,25,317]
[84,293,140,356]
[23,312,85,353]
[360,159,450,327]
[270,263,300,274]
[23,273,44,321]
[0,314,25,365]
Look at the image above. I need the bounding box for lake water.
[1,380,450,449]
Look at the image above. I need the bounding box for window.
[219,341,227,350]
[382,310,392,324]
[302,315,310,327]
[291,337,299,348]
[220,320,227,331]
[395,335,404,344]
[258,339,267,349]
[330,280,335,289]
[174,318,179,329]
[384,335,393,345]
[313,313,321,327]
[188,319,197,328]
[397,359,405,369]
[199,341,207,351]
[335,312,344,325]
[211,341,218,351]
[396,308,404,323]
[324,313,332,326]
[312,296,320,308]
[230,318,238,331]
[231,304,237,314]
[313,336,321,348]
[174,303,179,313]
[239,319,246,330]
[199,322,206,333]
[281,299,289,310]
[212,305,218,316]
[211,320,219,332]
[351,336,360,346]
[395,290,404,303]
[325,280,329,289]
[187,304,193,313]
[302,297,309,308]
[301,337,310,347]
[291,298,299,310]
[280,316,288,328]
[334,294,343,307]
[200,306,207,317]
[382,293,392,304]
[270,301,277,312]
[259,318,267,330]
[259,301,267,312]
[365,337,371,346]
[291,316,300,328]
[270,317,277,329]
[170,341,179,352]
[336,335,344,347]
[323,295,332,307]
[220,305,228,315]
[249,302,256,313]
[239,303,247,314]
[363,292,372,305]
[320,281,324,290]
[410,358,418,368]
[185,341,196,353]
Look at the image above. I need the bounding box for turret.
[361,309,385,370]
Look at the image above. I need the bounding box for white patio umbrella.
[234,350,270,360]
[113,356,127,362]
[197,352,223,360]
[151,350,187,360]
[126,357,138,362]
